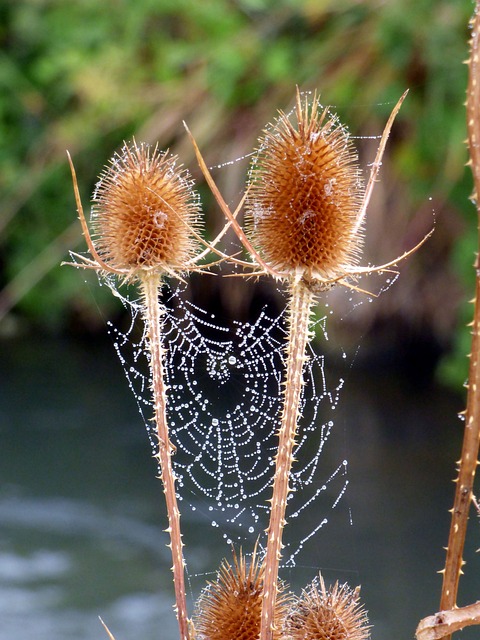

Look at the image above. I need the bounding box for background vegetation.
[0,0,474,386]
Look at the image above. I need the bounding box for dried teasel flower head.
[192,547,291,640]
[92,141,201,276]
[245,91,364,284]
[285,574,370,640]
[187,88,431,293]
[68,140,202,281]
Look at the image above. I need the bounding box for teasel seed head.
[192,548,291,640]
[91,140,201,278]
[285,575,370,640]
[245,92,364,283]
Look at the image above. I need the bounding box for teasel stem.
[65,140,211,640]
[141,272,189,640]
[187,89,419,640]
[261,280,314,640]
[435,4,480,637]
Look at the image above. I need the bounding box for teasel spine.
[261,280,314,640]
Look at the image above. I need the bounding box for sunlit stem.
[417,602,480,640]
[141,273,189,640]
[438,6,480,637]
[261,280,314,640]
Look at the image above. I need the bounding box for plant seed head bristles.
[285,574,370,640]
[91,140,201,280]
[245,90,364,285]
[193,547,291,640]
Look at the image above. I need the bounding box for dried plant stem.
[141,273,189,640]
[416,6,480,640]
[439,0,480,627]
[261,281,314,640]
[438,273,480,628]
[417,602,480,640]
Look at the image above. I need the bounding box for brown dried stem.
[141,272,189,640]
[261,280,314,640]
[66,144,196,640]
[417,602,480,640]
[417,4,480,640]
[439,0,480,621]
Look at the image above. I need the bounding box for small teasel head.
[192,547,291,640]
[285,574,370,640]
[83,140,201,279]
[245,91,364,285]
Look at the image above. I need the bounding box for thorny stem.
[260,281,314,640]
[418,5,480,640]
[141,273,189,640]
[439,0,480,620]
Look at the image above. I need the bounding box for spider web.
[102,277,351,567]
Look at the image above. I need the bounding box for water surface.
[0,334,475,640]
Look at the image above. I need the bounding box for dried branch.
[416,4,480,640]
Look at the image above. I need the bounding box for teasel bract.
[188,88,430,640]
[66,141,223,640]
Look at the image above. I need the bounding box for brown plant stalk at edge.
[416,5,480,640]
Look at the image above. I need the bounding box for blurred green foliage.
[0,0,476,386]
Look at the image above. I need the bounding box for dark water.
[0,333,476,640]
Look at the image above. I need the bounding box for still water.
[0,333,476,640]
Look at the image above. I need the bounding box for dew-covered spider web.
[96,271,397,571]
[71,94,409,580]
[76,92,410,578]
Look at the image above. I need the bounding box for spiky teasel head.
[192,548,291,640]
[245,91,364,285]
[70,140,202,281]
[284,574,370,640]
[93,141,201,276]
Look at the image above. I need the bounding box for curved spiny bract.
[245,93,364,284]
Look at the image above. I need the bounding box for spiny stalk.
[65,141,207,640]
[261,281,314,638]
[416,6,480,640]
[141,273,188,639]
[438,2,480,622]
[188,87,421,640]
